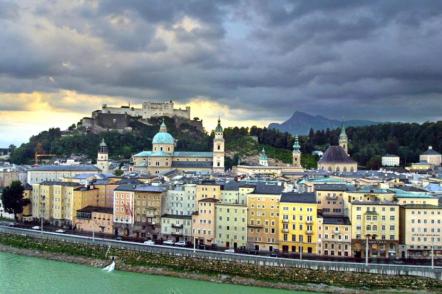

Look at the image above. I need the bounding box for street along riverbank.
[0,233,441,293]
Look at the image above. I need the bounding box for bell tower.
[212,118,225,173]
[97,138,110,173]
[292,135,302,168]
[339,125,348,154]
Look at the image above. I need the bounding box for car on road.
[7,222,15,227]
[55,229,65,233]
[163,240,174,245]
[175,240,186,247]
[143,240,155,245]
[224,249,235,253]
[32,226,40,230]
[115,236,122,240]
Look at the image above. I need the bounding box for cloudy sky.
[1,0,442,146]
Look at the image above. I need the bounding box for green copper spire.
[339,124,347,139]
[292,135,300,151]
[215,117,223,132]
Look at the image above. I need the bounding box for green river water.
[0,252,312,294]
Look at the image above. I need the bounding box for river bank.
[0,233,441,293]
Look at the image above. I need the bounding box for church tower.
[212,118,225,173]
[339,125,348,154]
[259,147,269,166]
[292,135,302,168]
[97,138,110,173]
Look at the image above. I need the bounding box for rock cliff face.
[269,111,378,135]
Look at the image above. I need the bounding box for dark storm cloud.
[1,0,442,123]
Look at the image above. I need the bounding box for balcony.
[171,224,183,229]
[333,229,340,234]
[282,228,289,233]
[282,219,289,223]
[306,230,313,235]
[326,195,338,200]
[305,219,313,225]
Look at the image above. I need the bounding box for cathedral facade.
[132,119,225,174]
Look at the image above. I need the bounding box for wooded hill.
[9,117,442,170]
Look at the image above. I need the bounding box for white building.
[420,146,442,166]
[27,165,100,185]
[161,184,197,242]
[101,100,190,120]
[382,154,400,167]
[163,184,196,216]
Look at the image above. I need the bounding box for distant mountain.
[268,111,379,135]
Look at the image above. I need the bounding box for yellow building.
[192,198,218,246]
[93,178,122,208]
[279,192,318,255]
[215,203,248,249]
[132,186,166,240]
[317,215,352,257]
[350,201,400,258]
[113,184,166,239]
[247,184,283,252]
[196,182,221,202]
[76,206,114,235]
[315,184,348,216]
[31,181,98,227]
[21,184,33,221]
[399,204,442,258]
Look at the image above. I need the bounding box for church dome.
[152,132,174,145]
[152,120,174,145]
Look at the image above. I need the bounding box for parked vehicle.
[55,229,65,233]
[224,248,235,253]
[7,222,15,227]
[163,240,174,245]
[143,240,155,245]
[175,240,186,247]
[32,226,40,230]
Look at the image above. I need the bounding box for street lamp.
[40,195,45,234]
[300,238,303,260]
[365,234,370,266]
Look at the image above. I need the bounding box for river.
[0,252,312,294]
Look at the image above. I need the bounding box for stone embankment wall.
[0,233,441,292]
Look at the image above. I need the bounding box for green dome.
[153,120,174,145]
[215,118,223,132]
[153,132,174,145]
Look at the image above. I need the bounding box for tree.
[1,181,25,220]
[114,169,124,176]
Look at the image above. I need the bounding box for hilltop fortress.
[79,100,198,134]
[101,100,190,120]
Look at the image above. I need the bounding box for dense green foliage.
[1,181,25,219]
[9,117,212,164]
[9,117,442,169]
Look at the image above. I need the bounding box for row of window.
[410,219,441,224]
[356,225,395,231]
[282,234,312,243]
